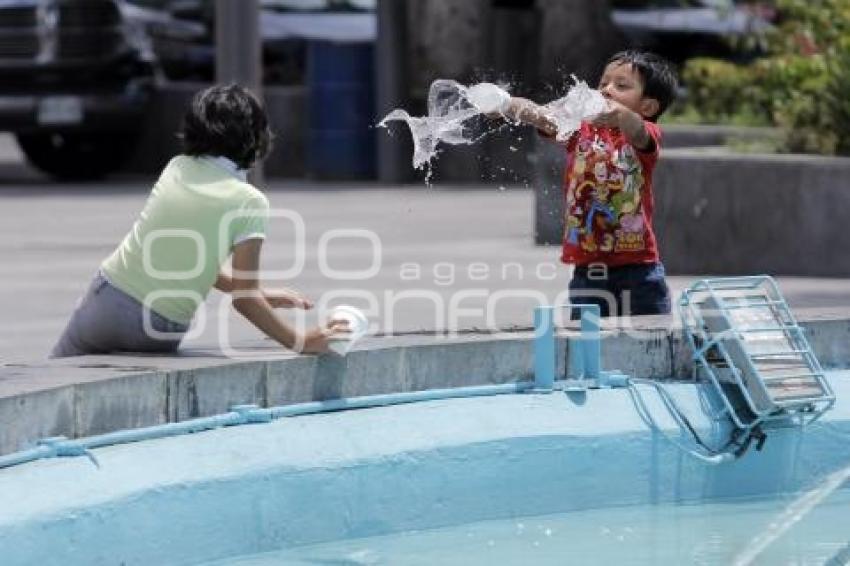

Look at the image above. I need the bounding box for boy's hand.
[592,99,653,151]
[591,100,628,128]
[263,287,313,310]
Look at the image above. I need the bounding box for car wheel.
[16,132,136,181]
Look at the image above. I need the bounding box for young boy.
[51,84,347,357]
[503,50,678,317]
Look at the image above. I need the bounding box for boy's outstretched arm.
[501,97,558,137]
[591,100,653,151]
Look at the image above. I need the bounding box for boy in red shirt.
[502,50,678,317]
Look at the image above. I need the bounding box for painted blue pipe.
[0,382,535,470]
[269,382,534,419]
[0,446,54,468]
[533,306,556,391]
[81,409,270,451]
[534,303,628,391]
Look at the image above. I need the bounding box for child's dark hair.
[180,84,273,170]
[607,50,678,121]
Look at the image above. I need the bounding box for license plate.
[37,96,83,125]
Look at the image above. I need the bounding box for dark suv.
[0,0,208,180]
[0,0,371,180]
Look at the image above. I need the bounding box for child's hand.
[299,319,351,354]
[591,100,652,150]
[263,287,313,310]
[591,100,627,128]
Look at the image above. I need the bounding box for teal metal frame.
[679,275,835,434]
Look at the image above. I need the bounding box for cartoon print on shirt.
[566,214,581,245]
[564,129,648,255]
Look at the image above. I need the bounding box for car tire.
[16,132,136,181]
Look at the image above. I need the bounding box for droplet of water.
[516,522,525,532]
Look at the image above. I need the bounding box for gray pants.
[50,272,189,358]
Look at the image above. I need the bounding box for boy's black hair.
[180,84,273,170]
[607,50,678,121]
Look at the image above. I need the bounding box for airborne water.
[378,77,608,184]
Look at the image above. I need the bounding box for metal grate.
[0,5,38,28]
[680,276,835,432]
[0,32,39,58]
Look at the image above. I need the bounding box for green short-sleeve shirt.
[101,155,269,324]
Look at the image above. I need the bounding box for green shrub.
[827,41,850,154]
[676,58,771,126]
[671,0,850,156]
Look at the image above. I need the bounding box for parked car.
[0,0,373,180]
[0,0,209,179]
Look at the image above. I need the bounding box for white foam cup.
[327,305,368,355]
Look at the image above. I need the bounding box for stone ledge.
[1,309,847,456]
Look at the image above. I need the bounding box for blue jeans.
[568,262,671,318]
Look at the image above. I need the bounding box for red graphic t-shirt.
[560,121,662,267]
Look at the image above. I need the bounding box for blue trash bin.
[307,40,375,180]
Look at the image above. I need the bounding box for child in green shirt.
[51,85,347,357]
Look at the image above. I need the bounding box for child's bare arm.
[215,270,313,309]
[501,97,558,137]
[591,100,653,151]
[214,272,235,293]
[228,239,344,353]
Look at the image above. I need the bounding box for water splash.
[378,79,499,183]
[732,463,850,566]
[543,78,608,142]
[378,77,607,183]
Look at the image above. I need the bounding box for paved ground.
[1,134,848,363]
